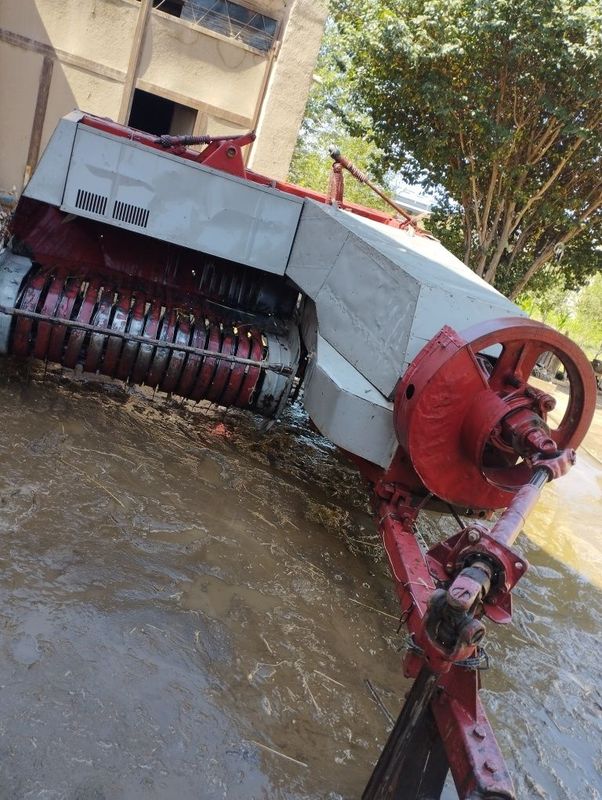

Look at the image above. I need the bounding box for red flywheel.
[394,317,596,510]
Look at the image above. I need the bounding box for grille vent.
[75,188,108,216]
[112,200,150,228]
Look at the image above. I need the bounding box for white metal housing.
[24,115,303,276]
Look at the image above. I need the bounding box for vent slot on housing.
[75,188,108,216]
[112,200,150,228]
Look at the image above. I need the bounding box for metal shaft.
[0,305,292,375]
[489,467,549,548]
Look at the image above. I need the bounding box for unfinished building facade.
[0,0,327,201]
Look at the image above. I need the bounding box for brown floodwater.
[0,360,600,800]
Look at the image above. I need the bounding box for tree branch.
[509,193,602,298]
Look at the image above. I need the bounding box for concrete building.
[0,0,327,201]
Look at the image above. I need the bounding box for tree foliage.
[328,0,602,297]
[518,271,602,355]
[572,272,602,351]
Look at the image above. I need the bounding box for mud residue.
[0,359,600,799]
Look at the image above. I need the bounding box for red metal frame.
[364,488,516,798]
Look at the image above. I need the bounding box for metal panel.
[60,126,303,275]
[287,201,522,399]
[407,284,516,367]
[314,236,419,391]
[337,210,518,309]
[303,333,397,469]
[284,201,350,297]
[22,111,82,206]
[287,201,421,399]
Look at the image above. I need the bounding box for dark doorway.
[128,89,197,136]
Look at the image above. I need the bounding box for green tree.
[572,272,602,352]
[517,268,580,339]
[328,0,602,297]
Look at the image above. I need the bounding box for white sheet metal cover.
[287,201,522,398]
[337,211,524,367]
[303,334,397,468]
[22,111,83,207]
[60,126,303,275]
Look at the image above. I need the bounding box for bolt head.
[515,561,523,570]
[467,530,480,543]
[542,396,556,411]
[445,562,454,574]
[484,760,498,774]
[472,726,486,740]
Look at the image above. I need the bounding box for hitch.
[363,464,563,799]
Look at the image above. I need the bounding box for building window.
[129,90,197,137]
[153,0,278,52]
[153,0,186,15]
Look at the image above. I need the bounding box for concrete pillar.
[248,0,327,181]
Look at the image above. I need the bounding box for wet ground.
[0,361,600,800]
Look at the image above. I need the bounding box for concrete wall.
[0,42,44,194]
[0,0,327,196]
[248,0,327,178]
[138,10,268,128]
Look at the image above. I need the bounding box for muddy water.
[0,361,600,800]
